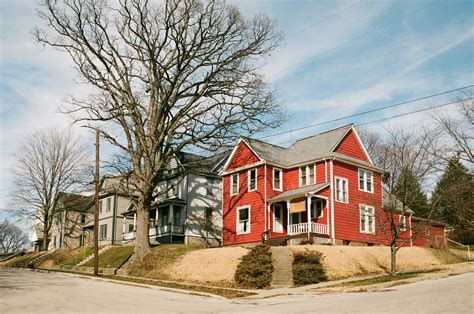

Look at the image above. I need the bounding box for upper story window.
[106,197,111,212]
[237,205,250,234]
[248,169,257,191]
[299,164,315,186]
[100,224,107,240]
[399,215,406,231]
[335,177,348,203]
[230,173,239,196]
[359,169,373,193]
[99,200,103,213]
[273,168,282,191]
[80,213,86,224]
[360,205,375,234]
[206,178,214,196]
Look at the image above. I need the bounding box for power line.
[272,97,471,146]
[260,84,474,140]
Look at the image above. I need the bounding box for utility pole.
[93,129,99,276]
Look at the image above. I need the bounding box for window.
[424,228,431,236]
[311,199,324,218]
[291,213,300,224]
[162,209,169,226]
[206,178,214,196]
[128,224,134,233]
[273,204,283,232]
[360,205,375,234]
[106,197,111,212]
[99,200,103,213]
[230,174,239,196]
[237,206,250,234]
[359,169,373,193]
[399,215,406,231]
[273,168,282,191]
[80,213,86,224]
[205,208,213,231]
[248,169,257,191]
[335,177,348,203]
[299,164,316,186]
[100,224,107,240]
[173,207,181,225]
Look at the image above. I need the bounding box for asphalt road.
[0,268,473,313]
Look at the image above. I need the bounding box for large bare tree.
[11,129,90,251]
[35,0,284,258]
[360,127,440,274]
[432,91,473,166]
[0,220,28,253]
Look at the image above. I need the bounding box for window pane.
[239,207,249,221]
[359,170,365,189]
[309,165,315,184]
[300,167,306,185]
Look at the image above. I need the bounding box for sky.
[0,0,473,226]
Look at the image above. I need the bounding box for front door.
[274,204,283,233]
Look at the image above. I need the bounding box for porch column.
[133,213,137,231]
[169,204,174,226]
[307,196,311,241]
[286,201,290,235]
[155,208,159,226]
[122,216,126,234]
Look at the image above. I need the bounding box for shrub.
[292,249,327,286]
[234,245,273,289]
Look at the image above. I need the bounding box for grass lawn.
[1,252,43,268]
[61,247,94,266]
[84,246,134,268]
[128,244,203,280]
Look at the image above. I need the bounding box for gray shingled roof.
[243,124,377,169]
[269,183,330,202]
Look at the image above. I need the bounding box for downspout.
[112,194,117,245]
[184,174,189,245]
[330,159,335,244]
[264,163,267,241]
[409,214,413,247]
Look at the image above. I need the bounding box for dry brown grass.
[290,245,444,280]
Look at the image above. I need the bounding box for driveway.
[1,268,472,313]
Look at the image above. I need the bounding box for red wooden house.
[220,124,411,246]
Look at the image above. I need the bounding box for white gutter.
[330,159,335,243]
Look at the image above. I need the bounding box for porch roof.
[122,197,186,217]
[269,183,330,203]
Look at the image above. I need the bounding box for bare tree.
[0,220,28,253]
[360,127,440,274]
[35,0,284,259]
[11,129,91,251]
[432,91,474,165]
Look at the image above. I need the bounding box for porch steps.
[76,245,114,266]
[271,247,293,288]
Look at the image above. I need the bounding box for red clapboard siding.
[226,142,260,171]
[334,130,369,162]
[412,222,445,248]
[222,166,266,245]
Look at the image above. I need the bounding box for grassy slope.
[428,248,465,264]
[84,246,134,268]
[128,244,203,280]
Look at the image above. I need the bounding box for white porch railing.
[288,222,329,235]
[122,225,185,242]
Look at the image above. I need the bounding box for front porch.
[122,199,186,244]
[267,183,331,245]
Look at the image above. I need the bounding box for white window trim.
[248,169,257,192]
[335,176,349,203]
[273,167,283,191]
[359,205,375,234]
[358,168,374,193]
[399,215,407,231]
[299,164,316,187]
[236,205,251,235]
[230,173,239,196]
[273,204,283,233]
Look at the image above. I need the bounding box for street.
[0,268,473,313]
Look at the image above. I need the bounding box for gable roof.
[226,124,378,171]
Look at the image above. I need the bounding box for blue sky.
[0,0,473,225]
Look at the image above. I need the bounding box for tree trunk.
[133,195,152,259]
[390,243,397,275]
